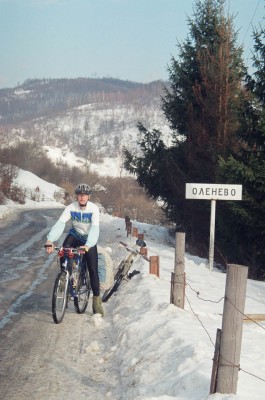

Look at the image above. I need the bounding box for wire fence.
[125,218,265,386]
[184,277,265,384]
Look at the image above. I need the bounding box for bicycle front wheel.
[52,271,68,324]
[102,260,125,302]
[102,274,123,302]
[74,268,90,314]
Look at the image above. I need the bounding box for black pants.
[62,234,100,296]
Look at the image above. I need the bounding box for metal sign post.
[209,199,216,271]
[186,183,242,271]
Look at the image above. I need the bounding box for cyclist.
[45,183,104,317]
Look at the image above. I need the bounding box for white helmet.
[74,183,92,195]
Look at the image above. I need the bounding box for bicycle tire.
[102,252,137,302]
[74,267,90,314]
[52,271,68,324]
[113,259,126,280]
[102,275,123,302]
[102,259,125,302]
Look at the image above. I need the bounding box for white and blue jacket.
[47,201,100,247]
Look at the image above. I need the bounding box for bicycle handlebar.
[44,245,86,254]
[119,241,149,262]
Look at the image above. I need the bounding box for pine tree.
[124,0,245,246]
[217,24,265,278]
[163,0,245,159]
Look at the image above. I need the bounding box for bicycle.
[102,239,149,302]
[44,245,91,324]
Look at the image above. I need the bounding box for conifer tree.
[162,0,245,159]
[124,0,245,246]
[217,24,265,278]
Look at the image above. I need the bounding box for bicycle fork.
[61,258,80,299]
[63,270,70,299]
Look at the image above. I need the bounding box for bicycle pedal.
[128,270,140,279]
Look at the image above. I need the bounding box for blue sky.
[0,0,264,89]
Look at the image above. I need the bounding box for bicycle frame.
[102,240,149,302]
[57,247,85,298]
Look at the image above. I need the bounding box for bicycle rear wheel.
[74,267,90,314]
[52,271,68,324]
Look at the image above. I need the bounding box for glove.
[45,241,54,254]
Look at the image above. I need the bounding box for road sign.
[186,183,242,201]
[186,183,243,271]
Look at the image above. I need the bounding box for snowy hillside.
[40,102,172,176]
[8,103,171,177]
[0,78,172,178]
[0,168,65,220]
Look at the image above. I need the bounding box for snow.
[1,169,265,399]
[0,168,65,220]
[13,168,64,199]
[45,146,130,177]
[5,100,172,178]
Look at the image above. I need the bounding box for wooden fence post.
[149,256,159,277]
[140,247,148,257]
[170,232,185,309]
[127,222,132,237]
[125,215,130,229]
[210,328,222,394]
[132,227,138,238]
[216,264,249,395]
[138,233,144,240]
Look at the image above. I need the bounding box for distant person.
[45,183,104,317]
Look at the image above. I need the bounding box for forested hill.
[0,77,171,171]
[0,77,166,124]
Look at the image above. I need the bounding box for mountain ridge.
[0,77,167,125]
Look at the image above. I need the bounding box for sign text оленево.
[185,183,242,201]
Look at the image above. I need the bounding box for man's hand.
[79,245,90,253]
[45,241,54,254]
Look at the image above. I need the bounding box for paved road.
[0,209,120,400]
[0,208,61,327]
